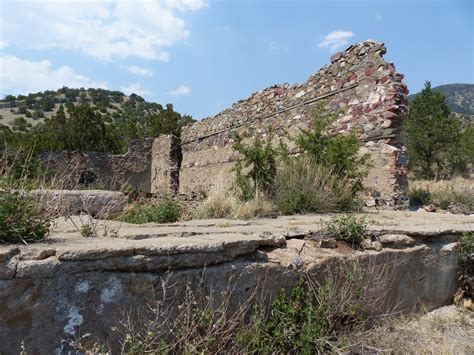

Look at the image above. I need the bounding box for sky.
[0,0,472,119]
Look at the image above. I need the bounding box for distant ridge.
[0,87,172,130]
[409,83,474,128]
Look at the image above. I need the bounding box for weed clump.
[80,223,95,238]
[459,232,473,261]
[74,259,394,353]
[0,191,52,244]
[325,214,367,245]
[408,186,432,206]
[274,156,356,214]
[194,186,274,220]
[122,200,181,224]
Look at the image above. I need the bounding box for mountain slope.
[0,87,179,131]
[409,83,474,128]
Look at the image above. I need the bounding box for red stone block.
[330,51,343,63]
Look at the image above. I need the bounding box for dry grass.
[411,177,473,195]
[70,257,401,354]
[410,178,474,213]
[274,156,356,215]
[193,184,274,220]
[339,305,474,354]
[1,155,127,241]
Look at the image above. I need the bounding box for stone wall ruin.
[177,40,409,207]
[41,139,154,193]
[41,40,409,207]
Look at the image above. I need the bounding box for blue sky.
[0,0,472,119]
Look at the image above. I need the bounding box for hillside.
[0,87,180,131]
[409,83,474,128]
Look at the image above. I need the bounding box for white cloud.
[126,65,154,77]
[375,13,382,21]
[120,82,151,96]
[166,0,207,11]
[0,55,107,96]
[318,30,355,52]
[0,0,206,62]
[269,41,279,50]
[168,84,190,95]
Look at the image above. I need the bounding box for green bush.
[325,214,367,244]
[459,232,473,261]
[408,186,432,206]
[80,224,95,238]
[122,200,181,224]
[275,156,356,214]
[0,192,51,244]
[238,280,330,354]
[232,129,279,201]
[295,103,370,194]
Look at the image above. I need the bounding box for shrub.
[431,185,474,213]
[76,259,394,353]
[122,200,181,224]
[80,224,95,238]
[295,103,370,193]
[325,214,367,245]
[408,186,432,206]
[275,156,356,214]
[11,116,32,131]
[194,186,273,220]
[232,195,274,220]
[459,232,473,261]
[0,191,51,244]
[232,129,279,201]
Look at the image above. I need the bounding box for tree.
[4,95,16,101]
[11,117,31,132]
[295,103,370,193]
[232,129,279,200]
[404,81,465,179]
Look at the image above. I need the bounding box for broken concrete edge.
[1,208,468,354]
[0,228,465,281]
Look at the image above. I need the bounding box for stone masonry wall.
[179,40,409,207]
[40,139,153,193]
[151,135,180,195]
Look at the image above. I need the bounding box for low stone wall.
[178,40,408,207]
[27,189,127,216]
[40,139,153,193]
[0,211,468,354]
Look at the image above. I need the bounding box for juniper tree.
[404,81,465,179]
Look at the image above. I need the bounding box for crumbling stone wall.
[178,40,408,207]
[42,40,408,207]
[151,135,180,195]
[41,139,153,193]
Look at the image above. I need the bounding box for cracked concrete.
[0,210,472,353]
